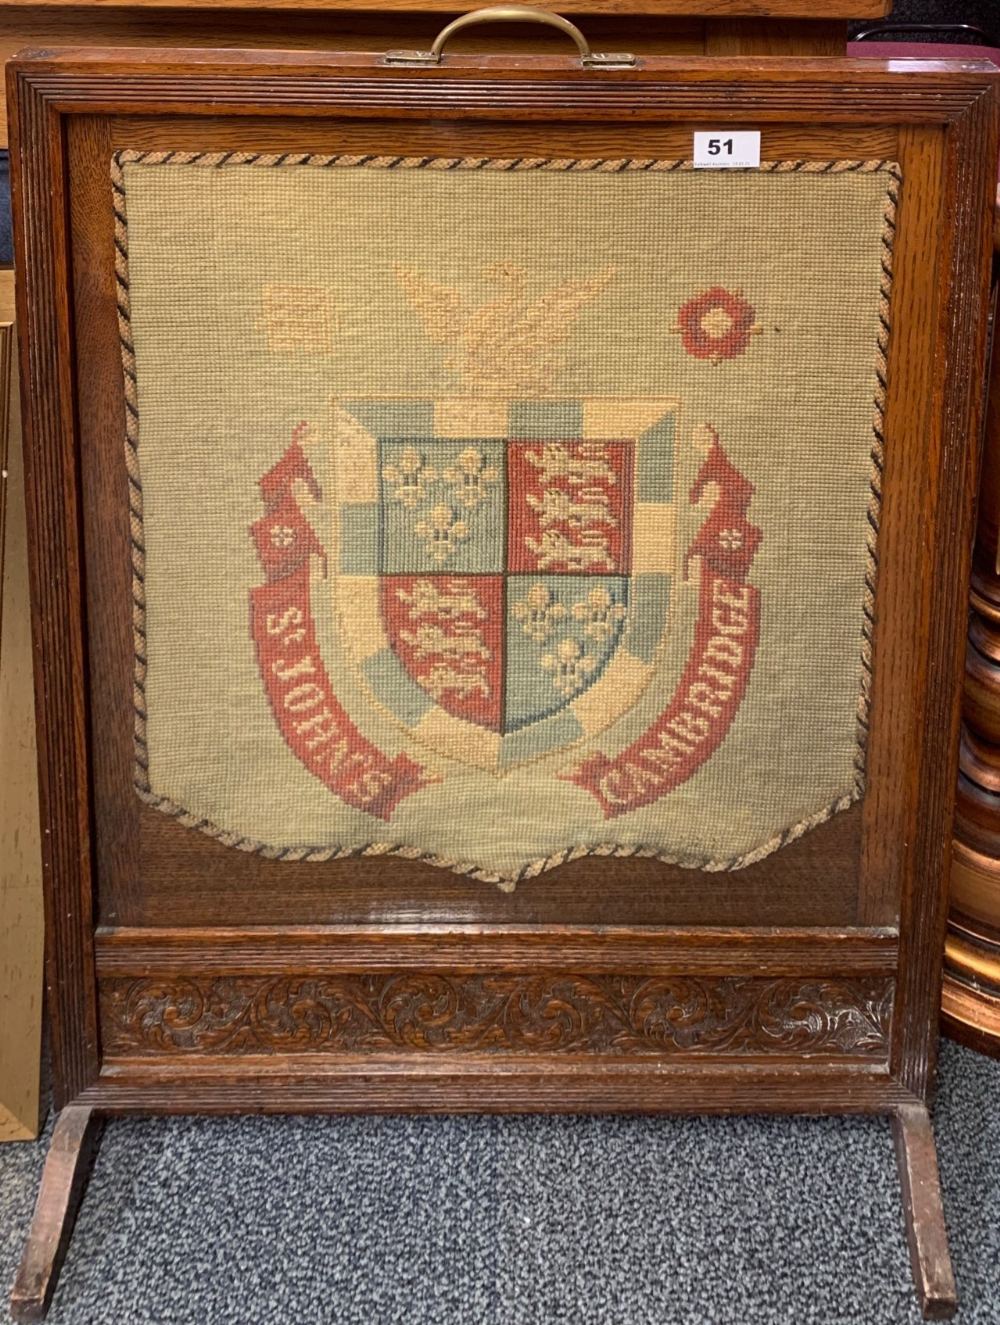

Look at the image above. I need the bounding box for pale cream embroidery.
[258,283,338,354]
[525,442,616,488]
[541,638,598,696]
[395,262,617,394]
[414,503,470,564]
[269,524,297,549]
[700,307,735,337]
[423,664,491,703]
[512,583,568,643]
[382,446,438,508]
[397,579,487,622]
[525,527,613,573]
[442,447,500,509]
[399,621,491,664]
[527,485,617,531]
[573,586,627,642]
[395,581,494,704]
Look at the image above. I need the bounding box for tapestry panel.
[115,153,896,887]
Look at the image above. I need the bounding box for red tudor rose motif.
[675,287,761,365]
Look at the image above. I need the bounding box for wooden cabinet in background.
[942,224,1000,1057]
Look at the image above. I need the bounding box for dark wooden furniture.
[6,33,997,1321]
[942,200,1000,1055]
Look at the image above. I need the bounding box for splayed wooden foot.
[893,1102,957,1320]
[10,1106,103,1322]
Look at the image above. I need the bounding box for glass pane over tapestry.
[116,151,895,912]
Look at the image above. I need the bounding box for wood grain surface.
[893,1103,958,1319]
[9,1107,102,1323]
[942,237,1000,1059]
[0,10,853,149]
[0,0,887,14]
[7,47,995,1122]
[0,271,43,1143]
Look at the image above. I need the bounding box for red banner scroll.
[250,426,436,821]
[564,427,763,818]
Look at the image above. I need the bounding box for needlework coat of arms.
[115,152,897,888]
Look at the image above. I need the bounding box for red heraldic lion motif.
[564,427,763,816]
[381,575,505,731]
[507,439,634,574]
[249,425,436,820]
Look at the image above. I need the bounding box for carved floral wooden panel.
[100,973,894,1057]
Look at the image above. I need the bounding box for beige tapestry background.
[116,153,895,887]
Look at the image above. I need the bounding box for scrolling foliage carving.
[100,974,894,1058]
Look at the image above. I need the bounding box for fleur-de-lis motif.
[540,638,598,697]
[572,586,627,643]
[414,503,470,564]
[512,583,568,644]
[382,446,438,508]
[443,447,500,509]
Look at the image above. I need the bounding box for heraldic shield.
[328,398,677,773]
[249,398,765,833]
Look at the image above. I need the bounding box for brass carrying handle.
[384,6,636,68]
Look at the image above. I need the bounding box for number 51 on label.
[693,131,761,169]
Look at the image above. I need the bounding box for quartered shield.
[330,398,678,772]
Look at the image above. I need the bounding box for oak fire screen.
[7,29,997,1320]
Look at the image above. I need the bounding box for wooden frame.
[6,44,997,1320]
[0,0,891,14]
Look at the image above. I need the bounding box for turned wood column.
[943,207,1000,1054]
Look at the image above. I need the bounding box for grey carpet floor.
[1,1039,998,1325]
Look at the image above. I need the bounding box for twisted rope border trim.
[856,167,897,791]
[111,151,898,890]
